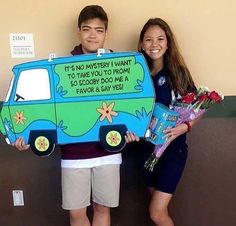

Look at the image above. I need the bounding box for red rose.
[208,91,222,103]
[182,92,196,104]
[198,94,209,103]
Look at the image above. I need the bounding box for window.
[15,69,51,101]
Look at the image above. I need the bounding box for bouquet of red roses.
[144,87,223,171]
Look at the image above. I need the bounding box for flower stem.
[144,153,159,172]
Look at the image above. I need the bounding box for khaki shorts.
[61,164,120,210]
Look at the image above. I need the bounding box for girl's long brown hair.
[138,18,196,95]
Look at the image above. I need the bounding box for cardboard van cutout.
[0,51,157,156]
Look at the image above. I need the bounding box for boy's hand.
[11,137,30,151]
[125,131,140,143]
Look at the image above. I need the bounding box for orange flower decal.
[96,102,118,123]
[107,132,120,145]
[13,111,27,125]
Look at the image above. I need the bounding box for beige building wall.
[0,0,235,99]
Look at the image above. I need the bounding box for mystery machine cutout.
[0,51,156,156]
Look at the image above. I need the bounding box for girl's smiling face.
[141,25,168,62]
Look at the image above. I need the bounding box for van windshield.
[14,69,51,102]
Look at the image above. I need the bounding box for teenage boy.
[62,6,120,226]
[13,5,138,226]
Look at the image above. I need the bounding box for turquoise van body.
[0,51,156,156]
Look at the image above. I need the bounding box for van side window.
[15,69,51,101]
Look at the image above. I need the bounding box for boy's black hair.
[78,5,108,30]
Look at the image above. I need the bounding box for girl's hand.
[125,131,140,143]
[11,137,30,151]
[163,123,189,142]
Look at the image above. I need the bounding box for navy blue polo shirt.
[152,68,172,107]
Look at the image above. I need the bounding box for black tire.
[99,124,127,153]
[28,130,57,157]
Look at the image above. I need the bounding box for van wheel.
[99,125,127,153]
[29,130,56,157]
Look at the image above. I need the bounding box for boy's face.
[78,18,107,53]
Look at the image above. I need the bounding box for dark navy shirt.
[152,68,172,107]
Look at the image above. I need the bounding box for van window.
[15,69,51,101]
